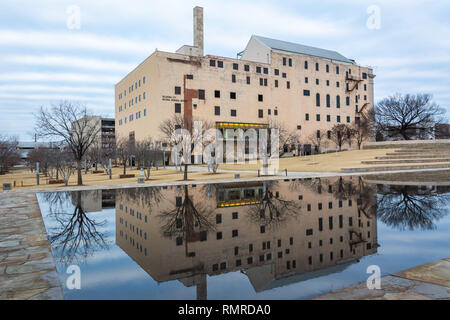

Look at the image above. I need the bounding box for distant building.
[16,141,61,163]
[435,123,450,139]
[72,116,115,150]
[115,6,375,155]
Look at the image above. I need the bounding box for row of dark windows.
[305,114,352,124]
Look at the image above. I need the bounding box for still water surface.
[37,177,450,299]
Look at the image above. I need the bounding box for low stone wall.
[362,139,450,150]
[341,163,450,173]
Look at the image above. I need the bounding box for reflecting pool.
[37,177,450,299]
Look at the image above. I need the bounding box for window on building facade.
[303,90,310,96]
[210,59,216,67]
[256,66,261,73]
[288,58,292,67]
[244,65,250,71]
[174,103,181,113]
[336,95,341,108]
[246,76,250,84]
[263,67,268,74]
[231,109,237,117]
[198,89,205,100]
[230,92,236,99]
[258,109,263,118]
[316,93,320,106]
[274,69,279,76]
[218,61,223,68]
[214,106,220,116]
[287,81,290,89]
[232,74,236,83]
[315,63,319,71]
[305,113,310,121]
[258,94,263,102]
[215,90,220,98]
[316,114,320,121]
[304,61,308,69]
[233,63,239,70]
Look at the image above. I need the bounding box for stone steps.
[362,159,450,165]
[376,155,450,160]
[394,149,450,153]
[386,152,450,158]
[341,163,450,173]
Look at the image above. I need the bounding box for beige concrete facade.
[115,7,375,153]
[115,177,378,298]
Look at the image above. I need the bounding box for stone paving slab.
[312,257,450,300]
[0,192,62,300]
[395,259,450,288]
[312,275,450,300]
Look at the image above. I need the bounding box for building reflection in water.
[115,177,379,300]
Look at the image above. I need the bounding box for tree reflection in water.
[44,191,108,265]
[246,181,301,230]
[377,185,450,230]
[158,184,215,249]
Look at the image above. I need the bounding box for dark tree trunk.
[77,160,82,185]
[184,164,188,180]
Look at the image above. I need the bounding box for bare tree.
[329,124,351,151]
[268,119,300,156]
[0,135,20,174]
[352,109,374,149]
[135,137,159,179]
[307,131,324,154]
[34,101,101,185]
[115,135,134,175]
[159,114,215,180]
[375,93,444,140]
[27,146,51,176]
[58,147,75,186]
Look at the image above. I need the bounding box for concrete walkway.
[0,192,62,300]
[313,257,450,300]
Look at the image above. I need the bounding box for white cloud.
[3,54,135,72]
[0,29,177,55]
[0,72,120,84]
[0,92,112,103]
[0,84,112,95]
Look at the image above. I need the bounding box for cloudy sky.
[1,0,449,140]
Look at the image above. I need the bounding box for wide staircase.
[341,140,450,173]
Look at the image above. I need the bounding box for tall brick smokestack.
[193,6,204,56]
